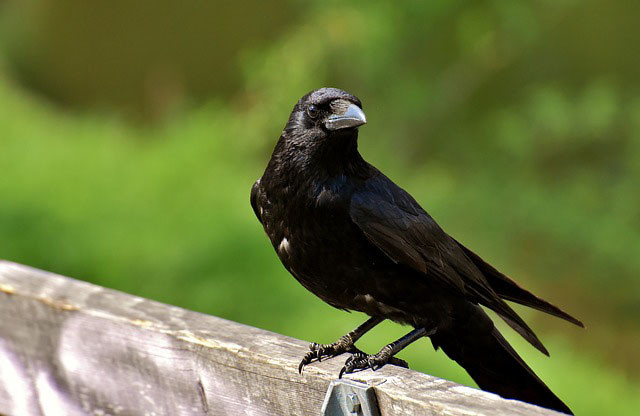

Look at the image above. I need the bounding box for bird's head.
[280,88,367,164]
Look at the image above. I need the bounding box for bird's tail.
[431,315,573,414]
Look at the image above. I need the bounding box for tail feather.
[499,314,549,356]
[456,240,584,328]
[431,308,573,414]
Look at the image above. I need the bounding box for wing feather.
[349,174,549,355]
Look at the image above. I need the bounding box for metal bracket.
[321,379,380,416]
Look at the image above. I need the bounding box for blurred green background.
[1,1,639,414]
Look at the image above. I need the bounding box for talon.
[299,357,309,374]
[298,350,317,374]
[391,357,409,369]
[300,337,365,376]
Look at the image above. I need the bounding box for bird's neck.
[268,131,369,186]
[312,130,365,176]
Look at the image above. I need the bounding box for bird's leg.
[298,316,382,373]
[339,326,435,378]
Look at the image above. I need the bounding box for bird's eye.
[307,104,319,119]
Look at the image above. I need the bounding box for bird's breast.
[255,176,453,326]
[259,180,360,284]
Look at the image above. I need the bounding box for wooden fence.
[0,260,562,415]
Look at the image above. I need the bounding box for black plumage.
[251,87,583,414]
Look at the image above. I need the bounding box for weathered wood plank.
[0,260,562,415]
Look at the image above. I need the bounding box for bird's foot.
[339,345,409,378]
[298,334,357,373]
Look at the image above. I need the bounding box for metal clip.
[321,379,380,416]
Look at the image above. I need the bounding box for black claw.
[298,350,317,374]
[299,338,356,372]
[391,357,409,369]
[333,349,408,377]
[299,338,381,377]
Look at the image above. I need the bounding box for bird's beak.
[325,103,367,131]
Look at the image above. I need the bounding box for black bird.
[251,87,583,414]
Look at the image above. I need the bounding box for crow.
[251,87,583,414]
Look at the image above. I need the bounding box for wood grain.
[0,261,563,415]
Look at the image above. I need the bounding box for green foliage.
[0,0,300,118]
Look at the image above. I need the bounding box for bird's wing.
[349,173,549,354]
[349,177,465,291]
[250,179,263,224]
[454,239,584,327]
